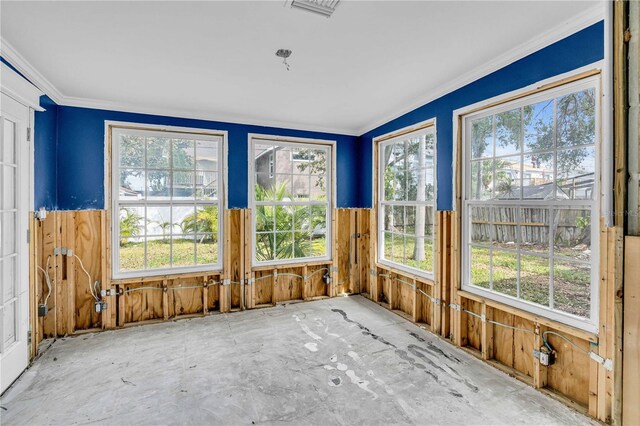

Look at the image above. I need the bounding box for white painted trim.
[356,3,605,136]
[457,75,603,333]
[0,62,43,111]
[0,38,63,105]
[373,119,437,281]
[247,133,336,267]
[601,1,613,227]
[106,121,227,279]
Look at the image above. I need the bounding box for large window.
[378,125,436,278]
[111,125,225,278]
[462,76,599,331]
[250,135,333,265]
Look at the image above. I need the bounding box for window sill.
[112,268,223,285]
[458,288,598,341]
[376,260,435,284]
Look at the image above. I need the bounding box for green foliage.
[119,208,144,246]
[180,206,218,241]
[254,182,325,261]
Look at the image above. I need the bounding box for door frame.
[1,61,43,393]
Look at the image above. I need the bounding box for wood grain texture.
[623,236,640,424]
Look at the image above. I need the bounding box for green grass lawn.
[120,238,218,270]
[470,246,590,317]
[384,236,434,272]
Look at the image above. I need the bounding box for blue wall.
[358,21,605,210]
[56,107,359,210]
[34,96,58,210]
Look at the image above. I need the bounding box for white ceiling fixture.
[0,1,604,136]
[289,0,340,18]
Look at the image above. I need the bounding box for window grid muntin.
[251,138,332,265]
[462,77,599,330]
[113,127,224,278]
[378,127,436,278]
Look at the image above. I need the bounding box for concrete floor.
[1,295,596,425]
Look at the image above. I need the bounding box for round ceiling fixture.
[276,49,292,71]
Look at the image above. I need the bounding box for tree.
[180,206,218,242]
[119,208,144,246]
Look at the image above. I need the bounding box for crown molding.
[1,3,605,138]
[355,3,605,136]
[0,37,64,104]
[62,95,357,136]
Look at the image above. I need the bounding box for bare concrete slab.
[1,296,596,425]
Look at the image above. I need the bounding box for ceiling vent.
[289,0,340,18]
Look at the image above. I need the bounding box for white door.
[0,92,31,393]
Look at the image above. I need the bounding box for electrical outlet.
[539,347,556,366]
[38,304,48,317]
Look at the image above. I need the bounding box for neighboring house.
[254,146,324,199]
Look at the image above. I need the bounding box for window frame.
[460,75,601,333]
[375,122,437,280]
[248,133,336,267]
[109,122,227,279]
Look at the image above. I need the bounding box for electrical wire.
[542,330,589,355]
[123,286,163,294]
[36,256,53,305]
[306,268,329,279]
[276,273,305,279]
[74,254,99,302]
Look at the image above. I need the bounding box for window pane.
[275,148,292,174]
[311,231,326,257]
[520,254,550,307]
[470,159,493,200]
[256,206,275,232]
[405,235,415,266]
[147,237,171,269]
[405,206,416,234]
[195,206,218,234]
[172,235,195,266]
[492,207,518,249]
[557,147,595,200]
[524,100,554,152]
[119,135,144,168]
[293,205,310,231]
[556,88,596,148]
[470,246,490,289]
[421,234,434,272]
[196,233,217,264]
[147,137,170,169]
[195,140,218,171]
[553,260,590,318]
[256,233,274,262]
[520,207,549,254]
[147,170,170,200]
[471,206,491,245]
[172,139,195,170]
[2,257,15,303]
[491,249,518,298]
[173,171,195,199]
[275,206,293,231]
[310,175,327,201]
[495,108,521,157]
[471,116,493,159]
[292,174,310,200]
[275,174,292,198]
[383,231,394,262]
[493,156,520,200]
[275,232,293,260]
[294,232,311,258]
[119,169,145,200]
[553,209,591,260]
[196,172,217,200]
[2,166,15,209]
[172,206,195,235]
[391,206,404,234]
[146,206,171,236]
[523,153,554,200]
[119,207,145,244]
[119,236,144,271]
[311,205,327,233]
[256,173,275,200]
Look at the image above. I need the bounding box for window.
[378,125,436,278]
[250,135,333,265]
[462,76,599,331]
[111,125,225,278]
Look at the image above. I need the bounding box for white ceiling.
[1,1,603,135]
